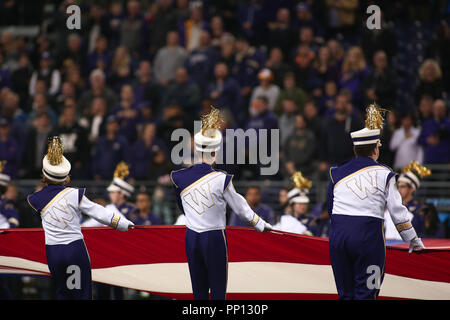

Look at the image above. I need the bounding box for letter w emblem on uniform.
[345,170,379,200]
[183,181,215,215]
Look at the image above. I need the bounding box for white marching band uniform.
[273,187,309,234]
[27,137,133,300]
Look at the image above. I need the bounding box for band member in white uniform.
[170,107,272,300]
[27,137,134,300]
[274,172,311,235]
[327,104,425,300]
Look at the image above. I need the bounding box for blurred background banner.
[1,226,449,300]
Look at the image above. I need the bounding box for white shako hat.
[397,161,431,191]
[350,103,388,146]
[107,162,134,197]
[42,136,71,182]
[194,106,224,153]
[0,161,10,187]
[288,171,311,204]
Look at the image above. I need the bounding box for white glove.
[409,237,425,254]
[115,215,134,231]
[264,222,273,232]
[254,218,272,233]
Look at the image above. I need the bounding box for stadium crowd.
[0,0,449,235]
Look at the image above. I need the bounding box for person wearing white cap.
[0,161,19,229]
[327,104,425,300]
[384,161,432,241]
[274,172,312,235]
[27,137,134,300]
[170,106,272,300]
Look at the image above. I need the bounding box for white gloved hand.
[115,215,134,231]
[408,237,425,254]
[263,222,273,232]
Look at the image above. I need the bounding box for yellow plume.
[365,103,389,130]
[291,171,312,190]
[114,161,130,180]
[401,161,431,178]
[201,106,224,137]
[0,160,5,173]
[46,136,64,166]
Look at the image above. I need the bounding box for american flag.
[0,226,449,299]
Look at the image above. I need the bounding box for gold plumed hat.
[288,171,311,204]
[107,161,134,197]
[194,106,224,152]
[351,103,389,145]
[42,136,71,182]
[398,161,431,190]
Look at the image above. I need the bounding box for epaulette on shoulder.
[213,168,228,175]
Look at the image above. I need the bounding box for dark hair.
[353,143,377,158]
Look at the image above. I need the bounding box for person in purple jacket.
[228,186,275,227]
[418,99,450,164]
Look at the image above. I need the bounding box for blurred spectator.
[283,113,317,176]
[184,30,219,89]
[0,118,19,178]
[298,26,320,53]
[209,15,233,49]
[278,98,298,147]
[153,31,187,88]
[91,115,129,180]
[326,0,358,35]
[414,59,444,104]
[228,186,276,226]
[275,72,308,115]
[0,51,11,90]
[246,96,278,132]
[361,12,397,62]
[128,123,168,180]
[152,185,173,224]
[148,0,178,57]
[11,54,33,110]
[50,106,89,179]
[390,113,424,170]
[111,84,140,143]
[129,191,163,225]
[319,92,364,171]
[318,80,337,115]
[338,46,370,107]
[362,50,397,109]
[82,97,108,145]
[161,67,202,117]
[29,52,61,97]
[78,68,118,115]
[267,8,296,56]
[416,94,434,126]
[310,45,338,91]
[57,33,86,71]
[178,4,208,51]
[110,45,134,91]
[87,36,112,75]
[206,62,241,120]
[103,1,125,50]
[157,104,191,151]
[265,47,291,88]
[132,60,161,110]
[119,0,148,57]
[237,0,267,46]
[292,43,315,90]
[231,35,266,109]
[249,68,280,113]
[303,100,323,147]
[27,93,58,129]
[55,81,77,113]
[293,2,325,40]
[418,99,450,164]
